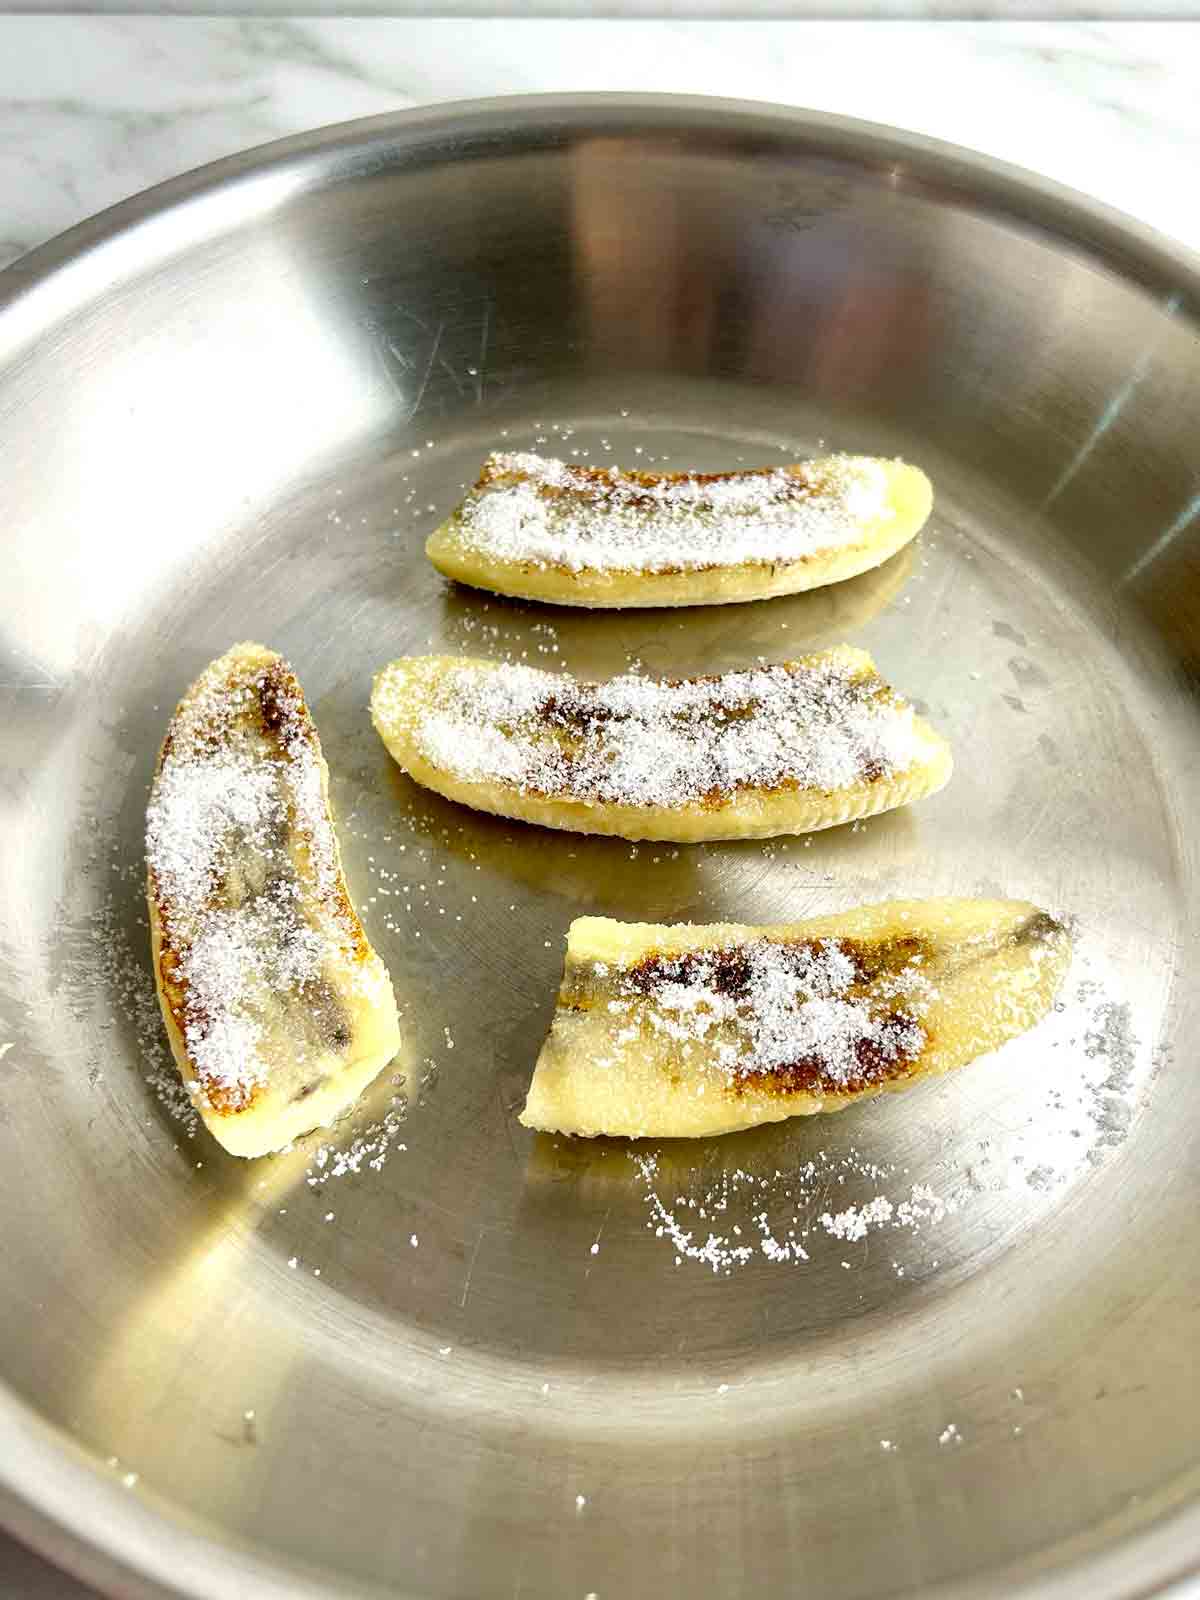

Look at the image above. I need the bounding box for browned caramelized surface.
[384,652,923,813]
[149,649,367,1113]
[558,932,937,1100]
[477,454,844,509]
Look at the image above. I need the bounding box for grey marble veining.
[0,19,1198,276]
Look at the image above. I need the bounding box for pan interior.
[1,108,1198,1600]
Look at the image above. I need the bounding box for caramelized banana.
[371,648,951,843]
[521,900,1072,1138]
[426,451,931,608]
[146,643,401,1157]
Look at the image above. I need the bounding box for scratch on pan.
[0,1043,14,1063]
[460,1229,484,1308]
[405,320,445,422]
[475,303,490,405]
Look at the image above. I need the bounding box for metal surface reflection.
[0,97,1198,1600]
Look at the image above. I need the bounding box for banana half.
[521,900,1072,1138]
[146,643,401,1158]
[425,451,932,608]
[371,648,952,843]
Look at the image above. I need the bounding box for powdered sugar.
[84,887,201,1137]
[631,1152,958,1276]
[819,1194,898,1241]
[452,451,894,574]
[622,937,929,1090]
[820,1184,955,1241]
[402,653,918,809]
[146,754,278,909]
[304,1103,408,1186]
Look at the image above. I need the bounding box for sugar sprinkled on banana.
[425,450,932,608]
[371,647,951,843]
[521,900,1072,1139]
[146,642,401,1158]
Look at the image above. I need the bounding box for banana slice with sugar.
[521,900,1072,1138]
[371,647,951,843]
[426,450,931,608]
[146,642,401,1157]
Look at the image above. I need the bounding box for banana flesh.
[521,900,1072,1138]
[426,451,932,608]
[370,647,952,843]
[146,642,401,1158]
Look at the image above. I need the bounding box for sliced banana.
[146,642,401,1158]
[426,450,931,608]
[371,647,951,843]
[521,900,1072,1138]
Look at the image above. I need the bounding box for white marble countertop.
[1,18,1199,274]
[1,15,1198,1598]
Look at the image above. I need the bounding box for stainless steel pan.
[1,95,1199,1600]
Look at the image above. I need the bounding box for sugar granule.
[452,451,893,575]
[399,653,919,811]
[305,1103,408,1187]
[625,937,928,1090]
[631,1151,956,1276]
